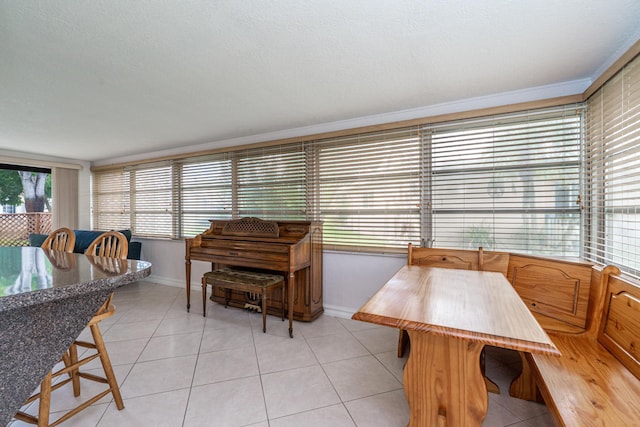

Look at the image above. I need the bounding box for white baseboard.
[140,275,359,319]
[323,304,356,319]
[141,275,188,289]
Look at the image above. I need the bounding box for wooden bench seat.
[202,268,289,335]
[528,332,640,426]
[513,265,640,426]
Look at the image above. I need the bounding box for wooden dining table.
[0,246,151,427]
[352,265,560,427]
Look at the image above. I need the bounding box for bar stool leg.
[91,323,124,410]
[68,344,81,397]
[37,371,52,427]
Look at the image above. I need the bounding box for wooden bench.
[202,268,289,336]
[396,245,640,424]
[511,265,640,426]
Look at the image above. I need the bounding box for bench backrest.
[407,244,509,275]
[598,274,640,380]
[507,254,593,333]
[404,246,640,337]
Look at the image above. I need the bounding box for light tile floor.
[11,280,555,427]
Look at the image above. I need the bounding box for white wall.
[321,251,406,317]
[135,237,406,318]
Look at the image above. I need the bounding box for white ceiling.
[1,1,640,163]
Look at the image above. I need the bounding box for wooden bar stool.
[13,295,124,426]
[14,232,129,426]
[202,268,288,335]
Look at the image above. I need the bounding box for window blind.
[178,154,233,237]
[128,163,173,237]
[93,163,174,238]
[92,169,131,231]
[92,106,584,254]
[314,128,422,250]
[585,54,640,277]
[425,106,583,256]
[235,144,307,220]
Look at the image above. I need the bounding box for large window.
[92,105,584,256]
[0,164,53,246]
[179,155,233,237]
[427,108,583,255]
[236,145,307,220]
[92,169,130,231]
[315,129,422,250]
[585,54,640,277]
[131,164,173,237]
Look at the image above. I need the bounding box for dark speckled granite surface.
[0,247,151,426]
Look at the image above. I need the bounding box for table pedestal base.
[404,331,487,427]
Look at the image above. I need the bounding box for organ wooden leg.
[201,276,207,317]
[262,290,267,333]
[288,272,294,338]
[185,260,191,311]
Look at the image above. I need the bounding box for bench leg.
[480,350,500,394]
[509,351,543,402]
[261,290,267,333]
[201,277,207,317]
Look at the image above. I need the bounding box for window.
[92,164,173,238]
[179,155,233,237]
[236,145,307,220]
[93,146,308,238]
[92,106,583,256]
[314,129,422,250]
[426,107,583,256]
[92,169,130,231]
[130,164,173,237]
[585,54,640,277]
[0,164,53,245]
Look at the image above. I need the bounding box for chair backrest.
[41,227,76,253]
[85,231,129,259]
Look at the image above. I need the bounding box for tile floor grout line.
[10,281,555,427]
[181,302,209,427]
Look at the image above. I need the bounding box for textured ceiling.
[1,1,640,163]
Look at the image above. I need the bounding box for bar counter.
[0,246,151,426]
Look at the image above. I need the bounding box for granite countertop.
[0,246,151,426]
